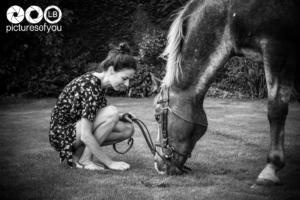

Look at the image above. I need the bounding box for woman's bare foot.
[107,161,130,171]
[75,161,105,171]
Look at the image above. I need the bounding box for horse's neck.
[170,87,205,107]
[172,67,199,91]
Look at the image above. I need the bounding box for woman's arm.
[79,118,113,167]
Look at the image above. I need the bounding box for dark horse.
[153,0,299,184]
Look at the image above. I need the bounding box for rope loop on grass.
[113,137,134,154]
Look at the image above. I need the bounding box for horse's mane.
[161,6,187,87]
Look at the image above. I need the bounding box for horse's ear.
[150,72,162,94]
[108,43,117,50]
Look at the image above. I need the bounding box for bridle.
[154,86,192,173]
[110,86,192,174]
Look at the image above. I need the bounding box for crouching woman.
[49,42,136,171]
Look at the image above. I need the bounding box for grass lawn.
[0,97,299,200]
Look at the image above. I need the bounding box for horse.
[153,0,300,185]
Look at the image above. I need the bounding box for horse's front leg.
[257,41,295,185]
[257,95,289,185]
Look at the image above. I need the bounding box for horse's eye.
[155,115,161,122]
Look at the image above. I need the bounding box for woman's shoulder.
[58,72,102,98]
[68,72,101,88]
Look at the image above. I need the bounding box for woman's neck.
[92,72,110,88]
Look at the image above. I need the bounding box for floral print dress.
[49,72,107,166]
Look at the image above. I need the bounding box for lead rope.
[112,137,134,154]
[112,114,157,155]
[111,113,192,173]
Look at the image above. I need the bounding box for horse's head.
[153,86,207,175]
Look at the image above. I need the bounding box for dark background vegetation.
[1,0,268,98]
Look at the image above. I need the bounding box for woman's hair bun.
[117,42,131,54]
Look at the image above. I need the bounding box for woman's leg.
[72,126,106,170]
[74,106,118,163]
[96,120,134,146]
[72,105,133,169]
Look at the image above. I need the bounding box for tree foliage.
[213,57,267,99]
[1,0,269,99]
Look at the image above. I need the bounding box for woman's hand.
[119,112,136,123]
[107,161,130,171]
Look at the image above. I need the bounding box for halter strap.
[154,86,193,173]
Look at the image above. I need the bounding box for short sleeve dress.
[49,72,107,166]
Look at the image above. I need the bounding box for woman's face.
[108,67,135,91]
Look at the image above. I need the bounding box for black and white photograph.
[1,0,300,199]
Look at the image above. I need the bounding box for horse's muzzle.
[154,153,185,175]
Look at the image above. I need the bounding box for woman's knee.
[104,105,118,116]
[105,106,119,123]
[94,105,119,126]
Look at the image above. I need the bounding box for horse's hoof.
[255,178,282,186]
[255,163,281,186]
